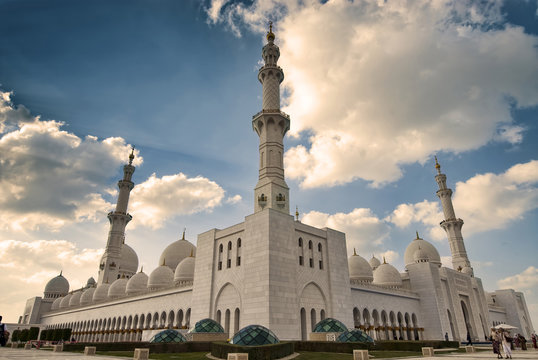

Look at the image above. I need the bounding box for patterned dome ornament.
[337,329,374,343]
[149,329,186,343]
[189,318,224,333]
[312,318,348,333]
[231,324,280,346]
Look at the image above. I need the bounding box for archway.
[461,300,474,340]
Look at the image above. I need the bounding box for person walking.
[445,332,449,341]
[0,316,7,347]
[502,330,513,359]
[492,330,502,359]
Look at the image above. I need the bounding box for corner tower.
[98,148,136,284]
[434,157,473,275]
[252,23,290,215]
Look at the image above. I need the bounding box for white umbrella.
[494,324,517,330]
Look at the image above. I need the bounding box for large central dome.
[159,234,196,271]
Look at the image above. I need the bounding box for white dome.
[44,273,69,298]
[413,247,430,263]
[50,297,63,310]
[69,291,82,306]
[174,256,195,284]
[404,233,441,267]
[348,250,373,282]
[373,262,402,287]
[59,293,73,308]
[92,283,110,302]
[126,271,149,295]
[369,256,381,270]
[80,287,95,305]
[148,265,174,290]
[108,277,128,299]
[120,244,139,274]
[159,236,196,271]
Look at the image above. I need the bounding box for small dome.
[174,256,195,285]
[120,244,139,274]
[404,233,441,267]
[92,283,111,302]
[338,329,374,343]
[348,250,373,282]
[148,265,174,290]
[159,234,196,271]
[313,318,348,333]
[59,293,73,308]
[413,247,430,263]
[50,297,63,310]
[69,291,82,306]
[369,256,381,270]
[44,273,69,298]
[373,261,402,287]
[80,287,96,305]
[149,329,186,343]
[232,325,279,346]
[108,277,128,299]
[189,318,224,333]
[86,277,96,287]
[126,271,148,295]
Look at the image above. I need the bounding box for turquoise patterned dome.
[338,329,374,343]
[189,318,225,333]
[149,329,186,343]
[312,318,348,333]
[232,325,280,346]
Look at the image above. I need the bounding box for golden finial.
[267,21,275,42]
[295,206,299,221]
[353,248,357,256]
[140,266,143,273]
[129,146,135,165]
[189,249,194,257]
[416,231,420,240]
[434,156,441,174]
[182,228,186,240]
[59,270,63,276]
[383,256,387,264]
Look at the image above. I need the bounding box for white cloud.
[129,173,226,229]
[387,160,538,239]
[0,92,142,232]
[207,0,538,188]
[0,239,102,322]
[498,266,538,290]
[301,208,391,256]
[226,194,242,204]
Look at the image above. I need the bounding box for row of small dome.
[348,233,442,287]
[49,240,197,311]
[150,317,373,346]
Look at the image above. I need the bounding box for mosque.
[19,27,534,343]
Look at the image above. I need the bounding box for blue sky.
[0,0,537,327]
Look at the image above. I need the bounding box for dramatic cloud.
[498,266,538,291]
[207,0,538,188]
[301,208,391,256]
[0,239,102,322]
[0,93,142,232]
[387,160,538,239]
[129,173,226,229]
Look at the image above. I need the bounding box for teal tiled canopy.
[312,318,348,333]
[231,324,280,346]
[189,318,225,333]
[149,329,186,343]
[337,329,374,343]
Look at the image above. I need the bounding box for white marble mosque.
[19,26,534,343]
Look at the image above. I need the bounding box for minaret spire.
[98,148,137,284]
[434,157,473,275]
[252,22,290,214]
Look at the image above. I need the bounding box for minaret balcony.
[258,194,268,208]
[276,193,286,208]
[252,109,290,120]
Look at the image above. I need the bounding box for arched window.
[308,241,313,268]
[236,238,242,266]
[318,243,322,252]
[218,243,223,270]
[308,240,312,249]
[298,238,304,266]
[227,241,232,268]
[298,238,303,247]
[318,243,323,270]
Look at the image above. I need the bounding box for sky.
[0,0,537,328]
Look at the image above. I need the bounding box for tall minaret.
[434,157,473,275]
[98,148,136,284]
[252,22,290,214]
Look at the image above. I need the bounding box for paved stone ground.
[392,348,538,360]
[0,348,130,360]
